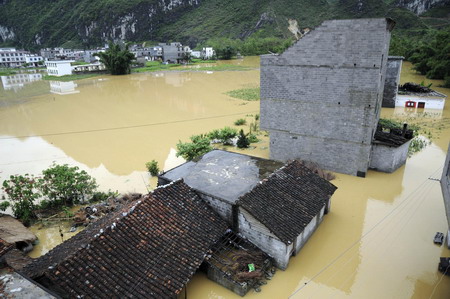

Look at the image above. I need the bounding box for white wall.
[46,61,73,76]
[396,94,446,110]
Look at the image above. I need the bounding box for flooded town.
[0,16,450,299]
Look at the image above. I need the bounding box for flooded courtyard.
[1,58,450,298]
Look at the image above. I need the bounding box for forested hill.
[0,0,449,50]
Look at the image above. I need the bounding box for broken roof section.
[237,160,337,244]
[22,180,228,298]
[398,82,447,98]
[159,150,284,204]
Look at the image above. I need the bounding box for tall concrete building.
[260,18,395,177]
[441,143,450,248]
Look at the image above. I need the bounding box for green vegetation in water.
[195,64,252,71]
[378,118,429,156]
[225,87,260,101]
[237,129,250,149]
[176,134,214,161]
[145,160,160,176]
[43,73,101,81]
[191,58,217,64]
[0,69,17,76]
[133,61,181,73]
[234,118,247,126]
[177,120,262,160]
[1,164,98,225]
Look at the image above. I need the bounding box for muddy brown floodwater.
[1,58,450,298]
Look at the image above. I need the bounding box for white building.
[45,60,74,76]
[191,51,201,58]
[0,48,29,67]
[396,90,447,110]
[24,54,44,66]
[201,47,215,59]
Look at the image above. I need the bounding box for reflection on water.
[0,72,42,91]
[2,57,450,297]
[49,81,79,95]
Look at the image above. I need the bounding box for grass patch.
[43,73,101,81]
[196,64,252,71]
[225,87,260,101]
[133,62,182,73]
[0,70,17,76]
[234,118,247,125]
[191,58,217,64]
[71,61,90,66]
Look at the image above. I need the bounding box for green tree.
[1,174,40,225]
[94,42,136,75]
[176,134,213,161]
[145,160,160,176]
[39,164,97,206]
[237,129,250,148]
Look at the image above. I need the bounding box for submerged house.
[260,18,398,177]
[159,150,337,269]
[396,82,447,110]
[21,181,229,298]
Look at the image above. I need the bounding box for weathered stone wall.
[370,140,411,173]
[440,143,450,248]
[199,192,233,224]
[238,208,291,270]
[382,56,403,108]
[205,266,249,296]
[261,18,394,177]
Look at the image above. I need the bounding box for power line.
[0,111,258,140]
[289,166,444,298]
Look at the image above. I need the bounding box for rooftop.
[398,82,447,98]
[237,160,337,244]
[22,181,228,298]
[159,150,284,204]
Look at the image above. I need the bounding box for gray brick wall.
[260,18,394,176]
[369,141,410,173]
[382,56,403,108]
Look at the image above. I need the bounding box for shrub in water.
[176,134,213,161]
[237,129,250,148]
[145,160,160,176]
[234,118,247,126]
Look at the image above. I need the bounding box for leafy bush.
[234,118,247,126]
[145,160,160,176]
[39,164,97,206]
[237,130,250,148]
[218,127,238,145]
[90,190,118,203]
[1,174,40,225]
[248,133,259,143]
[207,129,221,140]
[176,134,213,161]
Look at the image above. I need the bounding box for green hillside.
[0,0,448,50]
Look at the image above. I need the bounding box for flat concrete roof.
[159,150,284,203]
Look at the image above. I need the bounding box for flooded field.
[1,58,450,298]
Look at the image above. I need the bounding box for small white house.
[396,90,447,110]
[201,47,215,59]
[191,51,201,58]
[24,55,43,66]
[45,60,74,76]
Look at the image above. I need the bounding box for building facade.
[0,48,29,67]
[45,60,74,76]
[441,143,450,248]
[382,56,404,108]
[260,18,395,177]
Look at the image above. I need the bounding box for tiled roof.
[237,160,337,244]
[22,180,228,298]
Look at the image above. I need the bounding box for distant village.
[0,42,215,75]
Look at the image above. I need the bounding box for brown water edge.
[1,57,450,298]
